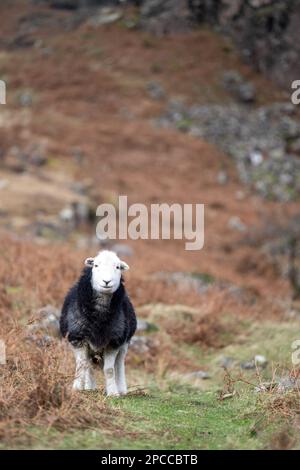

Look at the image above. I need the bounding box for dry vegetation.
[0,1,300,449]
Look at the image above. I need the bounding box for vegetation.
[0,1,299,450]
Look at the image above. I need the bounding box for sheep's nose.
[103,280,111,286]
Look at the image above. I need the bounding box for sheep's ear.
[85,257,94,267]
[120,260,129,271]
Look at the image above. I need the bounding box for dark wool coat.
[60,267,136,352]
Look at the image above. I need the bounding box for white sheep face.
[85,250,129,294]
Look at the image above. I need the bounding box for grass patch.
[1,317,300,449]
[11,382,298,450]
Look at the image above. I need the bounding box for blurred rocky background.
[0,0,300,450]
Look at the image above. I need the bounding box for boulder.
[190,1,300,90]
[28,305,61,338]
[140,0,192,34]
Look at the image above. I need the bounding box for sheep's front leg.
[84,363,97,390]
[103,348,119,396]
[115,343,128,395]
[72,346,97,391]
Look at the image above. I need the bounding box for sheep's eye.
[116,266,120,270]
[94,264,98,268]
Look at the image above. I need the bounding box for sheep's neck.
[93,291,112,309]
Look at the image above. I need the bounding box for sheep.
[60,250,137,396]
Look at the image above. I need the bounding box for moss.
[190,272,215,284]
[175,119,193,132]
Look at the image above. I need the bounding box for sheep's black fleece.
[60,267,137,351]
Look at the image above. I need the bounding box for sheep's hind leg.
[115,343,128,396]
[103,348,119,397]
[72,346,97,391]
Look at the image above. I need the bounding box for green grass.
[112,385,262,450]
[3,317,300,450]
[13,383,289,450]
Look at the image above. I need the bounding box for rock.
[111,243,134,257]
[29,153,48,167]
[235,190,246,200]
[188,1,300,91]
[237,82,256,103]
[185,370,211,380]
[219,356,235,369]
[159,101,300,201]
[30,221,66,240]
[70,180,92,195]
[255,381,275,393]
[72,201,91,225]
[140,0,192,34]
[119,107,135,120]
[48,0,79,9]
[4,147,27,173]
[139,303,203,324]
[18,91,33,107]
[59,206,75,224]
[241,355,268,370]
[228,216,247,232]
[59,201,92,229]
[76,235,104,249]
[290,137,300,153]
[256,376,300,393]
[136,318,159,333]
[47,0,128,10]
[146,81,165,100]
[26,334,56,348]
[277,376,296,393]
[223,70,242,88]
[10,34,36,49]
[4,145,48,171]
[217,170,228,185]
[130,336,152,354]
[88,7,123,27]
[240,360,256,370]
[71,148,85,164]
[254,354,268,368]
[223,70,256,103]
[28,305,61,338]
[152,271,214,295]
[249,150,263,167]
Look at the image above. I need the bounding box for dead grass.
[0,331,122,446]
[0,237,123,446]
[0,0,298,448]
[0,234,251,445]
[0,235,214,444]
[157,299,237,349]
[218,363,300,449]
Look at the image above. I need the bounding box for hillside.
[0,0,300,450]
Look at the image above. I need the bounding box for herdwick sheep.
[60,250,137,396]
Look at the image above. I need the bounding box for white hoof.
[84,384,98,391]
[106,390,120,397]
